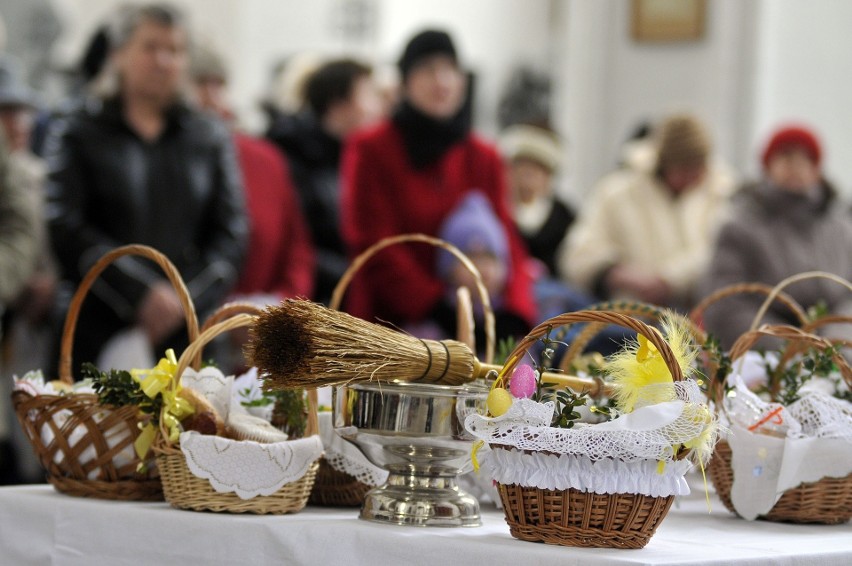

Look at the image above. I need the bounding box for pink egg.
[509,365,537,398]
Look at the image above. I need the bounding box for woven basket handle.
[689,282,808,332]
[330,233,496,364]
[500,310,685,388]
[201,301,264,333]
[169,313,319,445]
[728,324,852,394]
[59,244,199,384]
[749,271,852,332]
[557,301,705,373]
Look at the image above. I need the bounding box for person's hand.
[137,282,184,345]
[605,265,672,305]
[18,272,58,323]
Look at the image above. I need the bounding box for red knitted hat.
[761,126,821,168]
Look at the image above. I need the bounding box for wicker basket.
[154,313,320,514]
[311,233,497,506]
[487,310,694,549]
[707,324,852,524]
[11,245,199,501]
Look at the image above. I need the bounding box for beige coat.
[560,166,735,307]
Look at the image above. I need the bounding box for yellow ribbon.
[130,349,195,460]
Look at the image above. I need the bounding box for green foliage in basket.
[85,363,163,418]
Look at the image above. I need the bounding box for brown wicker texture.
[709,324,852,524]
[557,300,706,373]
[154,313,321,514]
[11,244,199,501]
[313,233,497,506]
[493,310,689,548]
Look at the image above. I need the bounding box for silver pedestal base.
[359,465,481,527]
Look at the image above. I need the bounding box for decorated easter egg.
[509,365,537,399]
[486,388,513,417]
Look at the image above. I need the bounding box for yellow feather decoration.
[606,312,698,413]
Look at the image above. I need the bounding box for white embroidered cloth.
[179,432,323,499]
[723,375,852,519]
[486,447,692,497]
[320,413,388,487]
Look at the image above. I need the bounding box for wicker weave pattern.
[487,310,691,547]
[11,244,199,500]
[497,483,674,549]
[156,444,319,514]
[308,459,372,507]
[155,314,321,513]
[709,440,852,524]
[12,391,162,500]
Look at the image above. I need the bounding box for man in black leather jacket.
[44,4,247,373]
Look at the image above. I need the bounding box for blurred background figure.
[190,41,315,372]
[562,113,736,311]
[701,125,852,348]
[500,123,573,277]
[267,57,381,305]
[44,3,247,374]
[341,28,535,344]
[0,102,40,484]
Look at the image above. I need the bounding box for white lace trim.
[179,432,323,499]
[319,413,388,487]
[465,380,712,463]
[486,447,692,497]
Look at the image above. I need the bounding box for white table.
[1,485,850,565]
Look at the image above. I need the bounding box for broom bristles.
[246,299,476,390]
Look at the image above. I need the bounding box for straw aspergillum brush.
[246,299,609,395]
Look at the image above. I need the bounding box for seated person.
[701,125,852,349]
[561,113,736,312]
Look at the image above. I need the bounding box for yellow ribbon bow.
[131,349,195,461]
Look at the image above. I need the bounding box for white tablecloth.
[1,485,850,565]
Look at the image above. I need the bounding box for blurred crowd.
[1,3,851,484]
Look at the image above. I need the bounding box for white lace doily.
[319,413,388,487]
[486,447,692,497]
[465,380,712,464]
[179,432,323,499]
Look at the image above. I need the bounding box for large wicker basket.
[312,233,497,506]
[153,313,320,514]
[11,245,198,500]
[707,324,852,524]
[486,310,695,549]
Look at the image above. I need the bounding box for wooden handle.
[201,301,264,333]
[728,324,852,397]
[689,282,808,332]
[557,300,705,373]
[749,272,852,332]
[500,310,685,388]
[59,244,199,384]
[330,233,496,364]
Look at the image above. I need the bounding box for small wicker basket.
[708,324,852,524]
[312,233,496,507]
[11,244,199,501]
[486,310,695,549]
[153,313,320,514]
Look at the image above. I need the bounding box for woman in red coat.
[341,29,535,341]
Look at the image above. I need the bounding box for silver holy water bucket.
[334,379,489,527]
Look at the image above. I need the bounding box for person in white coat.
[561,114,736,311]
